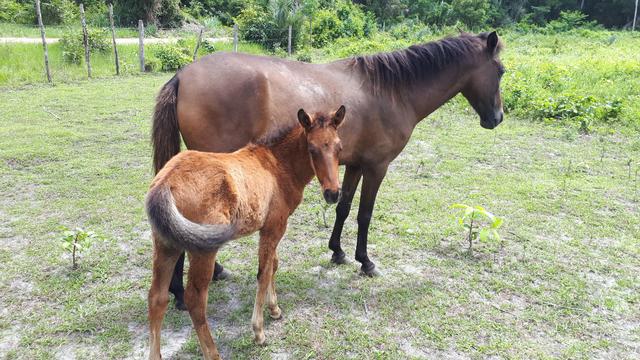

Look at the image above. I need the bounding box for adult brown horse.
[152,31,505,309]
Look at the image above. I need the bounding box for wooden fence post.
[287,24,292,56]
[233,23,238,52]
[634,0,638,31]
[193,27,203,61]
[138,20,145,72]
[79,4,91,78]
[108,3,120,75]
[35,0,51,83]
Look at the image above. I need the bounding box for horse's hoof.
[331,252,348,265]
[213,268,232,281]
[175,300,187,311]
[360,264,381,277]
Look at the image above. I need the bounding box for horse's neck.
[267,130,314,199]
[403,64,470,124]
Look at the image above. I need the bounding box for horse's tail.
[146,186,236,252]
[152,75,181,174]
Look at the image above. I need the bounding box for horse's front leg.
[252,223,286,345]
[328,165,362,264]
[354,165,388,276]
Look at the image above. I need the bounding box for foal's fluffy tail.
[145,186,235,252]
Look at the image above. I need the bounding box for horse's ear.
[333,105,346,128]
[487,31,499,54]
[297,108,312,130]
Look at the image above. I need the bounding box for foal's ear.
[332,105,346,128]
[297,108,313,130]
[487,31,499,54]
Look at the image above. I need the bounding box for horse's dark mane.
[349,33,502,94]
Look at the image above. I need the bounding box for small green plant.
[60,28,110,64]
[60,227,98,270]
[451,204,503,252]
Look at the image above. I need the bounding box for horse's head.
[461,31,505,130]
[297,105,345,204]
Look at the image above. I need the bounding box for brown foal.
[145,106,346,359]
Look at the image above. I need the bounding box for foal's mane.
[253,112,334,147]
[349,32,502,95]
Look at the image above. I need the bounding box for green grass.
[0,73,638,359]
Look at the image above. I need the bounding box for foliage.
[59,28,110,64]
[235,1,303,51]
[39,0,78,25]
[0,0,32,24]
[152,43,192,71]
[451,204,503,252]
[60,227,98,269]
[310,0,374,48]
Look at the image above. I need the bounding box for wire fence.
[21,2,302,84]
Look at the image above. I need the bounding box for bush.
[235,2,297,51]
[60,28,110,64]
[545,11,600,33]
[153,44,192,71]
[0,0,30,23]
[40,0,78,25]
[310,0,374,48]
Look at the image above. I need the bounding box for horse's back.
[175,52,340,154]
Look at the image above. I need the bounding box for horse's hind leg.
[185,251,220,360]
[148,233,182,360]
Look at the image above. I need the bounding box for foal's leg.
[252,225,285,345]
[329,165,362,264]
[266,251,282,320]
[185,252,220,360]
[354,165,388,277]
[148,234,182,360]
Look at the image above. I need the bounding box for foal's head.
[461,31,505,130]
[297,105,346,204]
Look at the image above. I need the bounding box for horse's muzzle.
[323,189,341,204]
[481,111,504,129]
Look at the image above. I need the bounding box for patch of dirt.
[0,326,21,359]
[129,322,192,359]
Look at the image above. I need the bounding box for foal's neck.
[263,127,315,195]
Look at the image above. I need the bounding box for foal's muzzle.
[323,189,341,204]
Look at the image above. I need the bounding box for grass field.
[1,71,639,359]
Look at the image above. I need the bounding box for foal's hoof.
[175,299,187,311]
[360,264,381,277]
[269,307,283,320]
[331,252,349,265]
[254,332,266,346]
[213,268,232,281]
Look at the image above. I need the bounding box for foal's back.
[151,148,277,235]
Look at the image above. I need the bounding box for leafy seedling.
[451,204,503,253]
[60,227,98,270]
